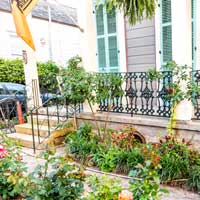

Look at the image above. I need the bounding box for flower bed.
[65,123,200,193]
[0,131,168,200]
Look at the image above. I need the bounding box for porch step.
[27,115,66,127]
[15,123,54,137]
[7,133,46,149]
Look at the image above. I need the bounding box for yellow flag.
[15,0,39,16]
[11,0,36,51]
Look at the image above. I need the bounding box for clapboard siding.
[128,46,155,57]
[128,54,155,65]
[128,64,156,72]
[127,36,155,48]
[126,17,156,72]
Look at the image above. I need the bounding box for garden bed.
[65,123,200,194]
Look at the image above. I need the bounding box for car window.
[5,84,25,95]
[0,86,5,94]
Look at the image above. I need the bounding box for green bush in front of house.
[0,58,59,92]
[0,58,25,84]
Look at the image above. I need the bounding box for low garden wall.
[77,112,200,150]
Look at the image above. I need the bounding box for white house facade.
[75,0,199,73]
[0,0,82,67]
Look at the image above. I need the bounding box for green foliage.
[0,58,60,93]
[66,123,98,164]
[60,56,95,105]
[95,73,124,104]
[104,0,156,25]
[147,62,200,135]
[0,58,25,84]
[129,161,168,200]
[115,148,144,174]
[147,68,163,81]
[82,175,122,200]
[27,152,85,200]
[0,133,28,200]
[188,164,200,192]
[37,61,59,93]
[157,138,190,181]
[92,147,120,172]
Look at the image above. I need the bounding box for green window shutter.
[160,0,172,65]
[107,8,116,34]
[96,5,104,36]
[108,36,118,67]
[192,0,197,69]
[95,3,119,72]
[97,38,106,69]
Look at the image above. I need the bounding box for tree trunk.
[88,100,101,137]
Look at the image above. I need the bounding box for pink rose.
[118,190,133,200]
[0,145,7,159]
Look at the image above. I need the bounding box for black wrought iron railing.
[0,91,27,133]
[98,71,173,118]
[30,95,83,153]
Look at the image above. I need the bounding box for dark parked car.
[0,83,27,118]
[0,82,56,119]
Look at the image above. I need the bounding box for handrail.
[30,92,83,153]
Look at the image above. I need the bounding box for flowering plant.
[118,190,133,200]
[0,144,7,159]
[0,133,28,200]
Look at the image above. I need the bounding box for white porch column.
[171,0,192,66]
[77,1,97,72]
[171,0,193,120]
[196,0,200,69]
[23,14,42,110]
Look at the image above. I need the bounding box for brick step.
[7,133,47,150]
[27,115,67,127]
[15,123,55,137]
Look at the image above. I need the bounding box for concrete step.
[15,123,55,137]
[27,115,67,127]
[7,133,46,150]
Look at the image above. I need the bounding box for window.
[95,4,119,72]
[160,0,172,66]
[8,31,23,58]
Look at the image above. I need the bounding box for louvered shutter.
[107,8,119,71]
[95,4,119,72]
[192,0,196,69]
[108,36,118,67]
[160,0,172,65]
[107,8,116,34]
[96,5,104,36]
[97,38,106,69]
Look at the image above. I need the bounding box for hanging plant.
[104,0,157,25]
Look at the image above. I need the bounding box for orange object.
[11,0,36,51]
[16,101,24,124]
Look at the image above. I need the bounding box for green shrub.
[156,137,190,181]
[0,133,28,200]
[0,58,59,93]
[66,123,98,164]
[27,152,85,200]
[37,61,59,93]
[60,56,94,105]
[188,164,200,192]
[82,175,122,200]
[92,147,120,172]
[129,161,168,200]
[0,58,24,84]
